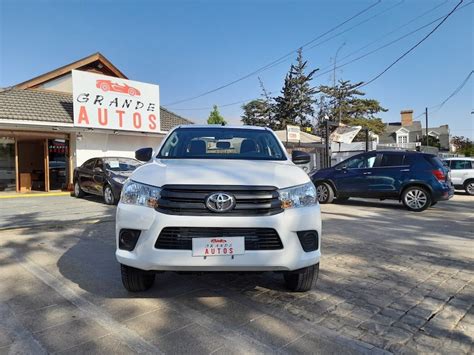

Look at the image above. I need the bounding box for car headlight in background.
[120,180,161,208]
[279,182,317,209]
[112,175,128,184]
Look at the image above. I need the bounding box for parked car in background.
[310,151,453,212]
[73,157,141,204]
[116,126,321,292]
[443,157,474,195]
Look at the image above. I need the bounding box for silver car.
[444,158,474,195]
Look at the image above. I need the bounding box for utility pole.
[365,128,370,152]
[425,107,429,147]
[325,120,330,168]
[333,42,346,87]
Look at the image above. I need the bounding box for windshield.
[104,158,141,172]
[157,127,287,161]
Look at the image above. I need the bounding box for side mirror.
[135,147,153,162]
[292,150,310,165]
[93,166,103,173]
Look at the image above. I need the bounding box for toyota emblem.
[205,192,236,213]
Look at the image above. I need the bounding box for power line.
[170,2,471,111]
[431,70,473,112]
[356,0,464,88]
[163,0,382,106]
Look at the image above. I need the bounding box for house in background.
[378,110,450,151]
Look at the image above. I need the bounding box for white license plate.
[192,237,245,257]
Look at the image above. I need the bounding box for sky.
[1,0,473,138]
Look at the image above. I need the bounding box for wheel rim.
[316,185,328,202]
[467,182,474,194]
[104,187,113,204]
[405,189,427,210]
[74,182,80,196]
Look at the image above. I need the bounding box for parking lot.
[0,194,472,354]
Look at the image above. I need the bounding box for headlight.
[278,182,317,209]
[112,176,127,184]
[120,180,161,208]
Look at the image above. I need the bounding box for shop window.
[48,139,68,190]
[0,137,16,192]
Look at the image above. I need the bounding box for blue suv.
[310,151,453,212]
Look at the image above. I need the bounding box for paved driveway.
[0,194,472,354]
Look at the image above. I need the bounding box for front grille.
[156,185,283,216]
[155,227,283,250]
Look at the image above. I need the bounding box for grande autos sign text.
[72,70,160,133]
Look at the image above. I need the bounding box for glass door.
[48,139,68,190]
[0,137,16,192]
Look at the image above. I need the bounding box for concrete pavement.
[0,194,472,354]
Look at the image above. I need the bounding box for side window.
[380,154,405,167]
[344,154,376,169]
[94,159,104,170]
[83,159,95,170]
[450,160,472,170]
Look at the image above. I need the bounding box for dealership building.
[0,53,191,193]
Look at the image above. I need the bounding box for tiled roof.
[384,121,422,133]
[0,89,192,131]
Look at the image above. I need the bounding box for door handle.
[363,172,372,175]
[400,169,410,172]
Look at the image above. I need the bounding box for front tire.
[284,264,319,292]
[316,182,334,204]
[74,181,85,198]
[121,264,155,292]
[402,186,431,212]
[464,180,474,195]
[103,185,116,205]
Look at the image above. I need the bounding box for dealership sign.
[72,70,160,133]
[286,125,301,142]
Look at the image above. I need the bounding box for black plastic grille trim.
[156,185,283,216]
[155,227,283,250]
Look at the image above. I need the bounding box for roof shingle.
[0,89,192,131]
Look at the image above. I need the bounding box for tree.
[451,136,474,156]
[241,78,276,128]
[207,105,227,125]
[317,79,387,139]
[273,48,318,130]
[241,99,273,127]
[418,135,441,148]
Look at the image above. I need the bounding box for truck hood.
[130,159,310,189]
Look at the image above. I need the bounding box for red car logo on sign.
[210,239,227,243]
[96,79,141,96]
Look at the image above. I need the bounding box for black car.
[310,151,453,212]
[73,157,141,204]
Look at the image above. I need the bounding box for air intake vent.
[155,227,283,250]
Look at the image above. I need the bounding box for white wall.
[74,132,164,166]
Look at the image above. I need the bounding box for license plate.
[192,237,245,257]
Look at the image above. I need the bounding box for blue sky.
[1,0,472,138]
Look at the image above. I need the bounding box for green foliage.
[207,105,227,125]
[317,80,387,130]
[451,136,474,156]
[418,135,441,149]
[273,48,318,130]
[241,99,273,127]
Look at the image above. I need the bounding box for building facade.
[0,53,191,193]
[378,110,450,151]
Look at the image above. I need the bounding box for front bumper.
[115,204,321,272]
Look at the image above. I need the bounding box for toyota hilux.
[116,125,321,292]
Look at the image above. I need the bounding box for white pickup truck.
[444,157,474,195]
[115,125,321,292]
